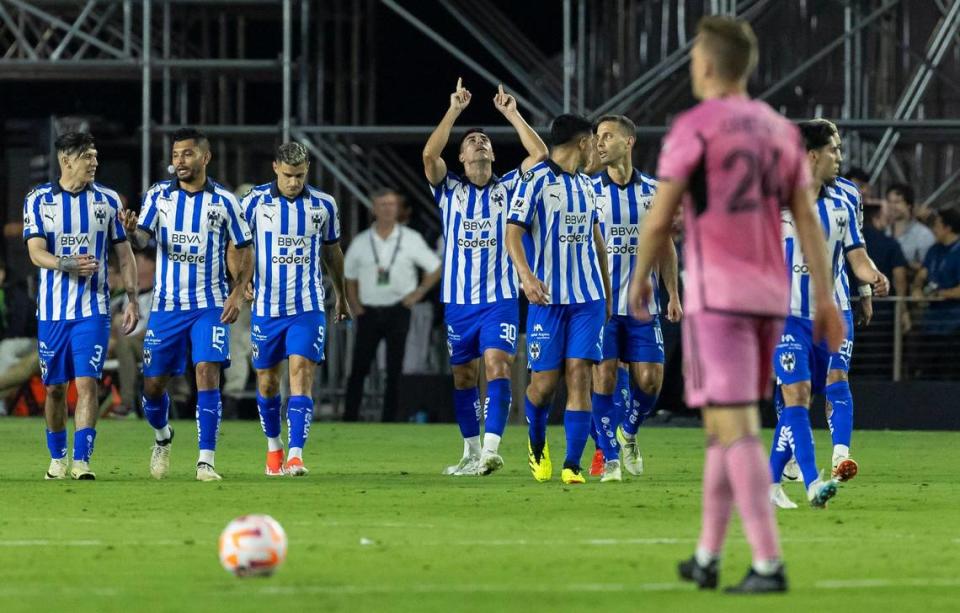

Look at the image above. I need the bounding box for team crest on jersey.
[834,215,847,229]
[311,211,323,230]
[491,192,505,210]
[641,197,653,211]
[143,348,152,367]
[94,205,108,223]
[521,170,535,182]
[207,209,222,229]
[528,342,541,361]
[779,351,796,374]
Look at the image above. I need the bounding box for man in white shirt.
[886,183,935,269]
[343,189,442,422]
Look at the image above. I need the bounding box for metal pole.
[141,0,152,192]
[577,0,585,113]
[282,0,292,142]
[123,0,131,56]
[842,2,852,121]
[563,0,571,113]
[299,0,310,126]
[162,0,171,160]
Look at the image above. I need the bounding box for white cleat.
[70,461,96,480]
[782,457,800,482]
[150,429,174,480]
[45,458,68,480]
[478,450,504,476]
[600,459,622,483]
[807,473,839,509]
[443,456,480,476]
[770,484,798,509]
[615,425,644,476]
[196,462,222,482]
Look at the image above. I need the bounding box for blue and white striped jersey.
[432,170,520,304]
[593,169,659,317]
[138,178,252,312]
[242,182,340,317]
[828,177,864,312]
[783,184,864,319]
[507,160,605,304]
[23,181,127,321]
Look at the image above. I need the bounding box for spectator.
[862,202,911,332]
[0,258,40,414]
[911,206,960,379]
[886,183,935,269]
[342,188,442,422]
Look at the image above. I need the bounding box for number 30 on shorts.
[499,323,517,348]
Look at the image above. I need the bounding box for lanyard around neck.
[370,226,402,270]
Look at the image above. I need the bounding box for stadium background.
[1,0,958,427]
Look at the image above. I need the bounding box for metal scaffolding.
[1,0,960,215]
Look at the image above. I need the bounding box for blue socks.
[781,405,819,487]
[46,429,67,460]
[612,368,631,430]
[287,395,313,451]
[143,393,171,441]
[453,387,481,440]
[72,428,96,463]
[196,389,222,452]
[525,395,549,451]
[484,379,510,437]
[591,392,618,460]
[563,410,592,469]
[624,385,657,437]
[769,418,793,484]
[257,393,282,439]
[825,381,853,448]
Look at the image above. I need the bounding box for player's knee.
[635,367,662,396]
[781,382,812,407]
[452,363,478,389]
[256,371,281,398]
[592,364,617,395]
[45,383,67,402]
[527,375,557,406]
[74,378,98,399]
[482,353,512,381]
[195,363,220,390]
[826,369,848,385]
[143,378,165,399]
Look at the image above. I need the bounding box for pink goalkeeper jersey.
[657,96,811,317]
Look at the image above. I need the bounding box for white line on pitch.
[253,582,688,596]
[816,579,960,589]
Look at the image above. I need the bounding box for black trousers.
[343,304,411,422]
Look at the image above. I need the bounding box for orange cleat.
[589,448,605,477]
[265,449,285,476]
[284,456,309,477]
[832,457,858,482]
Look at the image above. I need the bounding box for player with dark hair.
[121,128,253,481]
[506,113,612,485]
[24,131,139,480]
[627,16,844,592]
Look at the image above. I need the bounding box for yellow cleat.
[528,439,552,482]
[561,467,586,485]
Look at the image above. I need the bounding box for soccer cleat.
[770,484,798,509]
[615,424,643,476]
[527,439,552,482]
[832,457,858,483]
[45,458,68,480]
[265,449,285,476]
[560,466,586,485]
[600,459,622,482]
[589,448,604,476]
[70,461,96,480]
[725,565,788,594]
[443,455,479,476]
[807,474,839,508]
[284,457,309,477]
[478,450,504,476]
[196,462,222,482]
[678,555,719,589]
[149,427,174,480]
[782,457,800,481]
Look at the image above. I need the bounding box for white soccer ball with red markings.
[218,514,287,577]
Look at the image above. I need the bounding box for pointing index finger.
[456,77,463,91]
[498,83,505,97]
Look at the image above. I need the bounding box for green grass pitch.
[0,418,957,613]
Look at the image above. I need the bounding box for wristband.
[858,285,873,297]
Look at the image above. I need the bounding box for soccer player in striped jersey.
[589,115,682,482]
[506,114,612,485]
[768,119,888,510]
[423,80,548,476]
[241,142,350,476]
[24,131,140,480]
[122,128,253,482]
[627,17,844,592]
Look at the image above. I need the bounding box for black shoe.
[725,565,788,594]
[678,555,718,589]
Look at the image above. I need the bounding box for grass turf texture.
[0,419,957,613]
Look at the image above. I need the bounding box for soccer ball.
[218,514,287,577]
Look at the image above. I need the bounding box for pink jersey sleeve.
[656,112,705,182]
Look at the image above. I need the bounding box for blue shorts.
[601,315,664,363]
[143,308,231,377]
[37,316,110,385]
[527,300,605,372]
[444,300,519,365]
[251,311,327,369]
[773,312,853,395]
